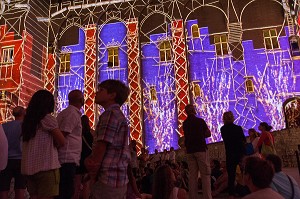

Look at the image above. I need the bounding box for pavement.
[7,167,300,199]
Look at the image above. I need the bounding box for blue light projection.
[141,32,179,153]
[57,28,85,112]
[186,20,300,142]
[98,22,129,116]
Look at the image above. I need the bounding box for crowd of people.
[0,79,299,199]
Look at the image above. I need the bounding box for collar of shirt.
[69,105,82,115]
[105,104,121,111]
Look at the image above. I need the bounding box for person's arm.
[84,140,107,179]
[203,120,211,138]
[50,128,65,148]
[177,188,188,199]
[256,132,266,148]
[127,165,142,198]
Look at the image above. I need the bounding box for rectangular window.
[263,29,280,49]
[1,91,5,100]
[159,40,172,62]
[214,35,228,56]
[1,47,14,63]
[245,78,254,93]
[60,53,71,73]
[108,47,119,67]
[191,24,200,38]
[150,86,157,101]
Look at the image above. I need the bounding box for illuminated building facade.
[0,0,300,153]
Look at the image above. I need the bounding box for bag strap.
[83,136,92,151]
[266,132,276,150]
[287,174,294,199]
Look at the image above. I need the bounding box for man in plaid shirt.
[85,79,130,199]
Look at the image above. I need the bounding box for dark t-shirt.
[220,123,246,156]
[183,114,209,154]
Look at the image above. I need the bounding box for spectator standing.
[220,111,246,199]
[56,90,84,199]
[183,104,212,199]
[21,90,65,199]
[256,122,276,158]
[150,149,161,169]
[73,115,94,199]
[129,140,138,178]
[0,106,26,199]
[85,79,130,199]
[0,124,8,172]
[169,147,176,164]
[161,149,169,164]
[247,129,260,157]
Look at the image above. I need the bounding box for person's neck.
[15,117,23,121]
[70,103,81,110]
[249,185,262,193]
[102,101,116,110]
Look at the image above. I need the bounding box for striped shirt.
[270,172,300,199]
[95,104,130,187]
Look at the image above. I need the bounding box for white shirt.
[57,105,82,165]
[0,124,8,171]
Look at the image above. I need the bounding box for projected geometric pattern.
[1,0,300,154]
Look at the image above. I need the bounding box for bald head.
[13,106,25,120]
[68,90,84,109]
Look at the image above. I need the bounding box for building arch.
[283,97,300,128]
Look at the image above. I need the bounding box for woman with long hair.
[256,122,276,158]
[21,90,65,199]
[220,111,246,199]
[152,165,187,199]
[248,128,260,157]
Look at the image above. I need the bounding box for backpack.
[245,143,254,155]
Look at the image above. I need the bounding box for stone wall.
[206,127,300,167]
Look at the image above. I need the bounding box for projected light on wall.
[57,28,85,112]
[141,31,179,153]
[186,20,300,142]
[98,22,129,116]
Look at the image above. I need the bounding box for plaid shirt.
[95,104,130,187]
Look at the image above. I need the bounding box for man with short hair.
[183,104,212,199]
[0,106,26,199]
[243,156,283,199]
[56,90,84,199]
[266,154,300,199]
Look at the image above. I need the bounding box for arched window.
[150,86,157,101]
[107,47,119,67]
[283,97,300,128]
[245,78,254,93]
[191,24,199,38]
[60,53,70,73]
[159,40,172,62]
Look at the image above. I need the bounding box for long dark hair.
[22,90,55,142]
[152,165,175,199]
[81,115,91,134]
